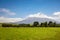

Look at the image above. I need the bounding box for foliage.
[33,21,39,27]
[1,21,60,27]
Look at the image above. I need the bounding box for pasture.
[0,27,60,40]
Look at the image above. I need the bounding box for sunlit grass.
[0,27,60,40]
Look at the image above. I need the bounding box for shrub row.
[2,21,60,27]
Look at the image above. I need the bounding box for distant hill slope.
[15,17,58,24]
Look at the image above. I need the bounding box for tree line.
[2,21,60,27]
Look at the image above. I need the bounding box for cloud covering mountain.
[0,8,60,23]
[16,12,60,24]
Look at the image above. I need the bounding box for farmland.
[0,27,60,40]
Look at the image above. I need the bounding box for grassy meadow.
[0,27,60,40]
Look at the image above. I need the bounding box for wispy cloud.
[0,8,16,15]
[0,11,60,23]
[53,12,60,16]
[52,12,60,21]
[27,12,54,19]
[27,12,48,18]
[0,16,22,23]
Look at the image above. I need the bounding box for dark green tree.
[40,23,43,27]
[48,21,53,27]
[44,22,48,27]
[53,22,56,27]
[33,21,39,27]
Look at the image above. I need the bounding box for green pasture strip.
[0,27,60,40]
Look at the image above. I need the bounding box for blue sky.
[0,0,60,18]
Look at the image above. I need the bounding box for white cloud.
[0,12,60,23]
[0,16,23,23]
[0,8,16,15]
[53,12,60,16]
[52,12,60,21]
[27,12,48,18]
[27,12,54,19]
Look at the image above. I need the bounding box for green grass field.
[0,27,60,40]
